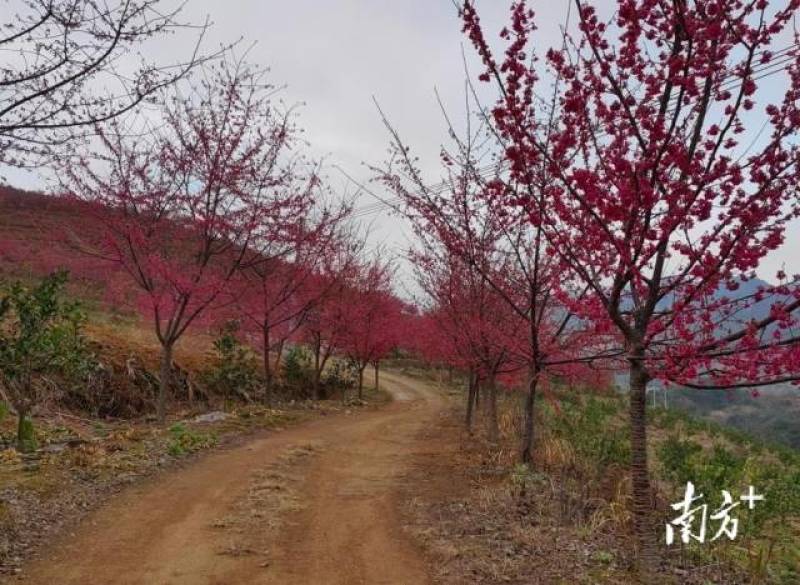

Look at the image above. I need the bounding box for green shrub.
[283,346,313,389]
[167,422,217,457]
[16,416,37,452]
[325,360,356,388]
[657,436,746,509]
[695,445,744,499]
[744,461,800,531]
[657,435,703,485]
[202,322,260,400]
[550,395,630,470]
[0,271,96,450]
[650,406,683,430]
[317,360,356,399]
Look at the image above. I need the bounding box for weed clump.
[166,423,217,457]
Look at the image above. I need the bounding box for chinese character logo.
[666,482,764,545]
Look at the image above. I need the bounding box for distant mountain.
[669,385,800,450]
[655,275,795,331]
[617,276,799,448]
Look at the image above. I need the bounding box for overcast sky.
[2,0,797,293]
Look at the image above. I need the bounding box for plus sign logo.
[740,485,764,510]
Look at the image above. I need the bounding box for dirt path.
[16,371,442,585]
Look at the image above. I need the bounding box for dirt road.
[17,371,442,585]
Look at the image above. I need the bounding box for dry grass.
[85,315,217,378]
[398,385,773,585]
[211,441,323,560]
[402,419,639,584]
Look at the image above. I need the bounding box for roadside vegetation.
[401,368,799,585]
[0,255,396,575]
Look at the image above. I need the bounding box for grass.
[650,402,800,559]
[166,423,218,457]
[403,375,800,585]
[532,386,800,583]
[210,440,322,563]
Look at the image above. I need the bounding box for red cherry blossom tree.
[233,198,352,398]
[63,57,307,423]
[411,238,524,440]
[378,93,607,462]
[339,257,404,399]
[408,310,461,373]
[462,0,800,567]
[298,227,366,399]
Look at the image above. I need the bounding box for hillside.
[0,186,84,270]
[667,385,800,450]
[0,186,230,417]
[0,186,123,304]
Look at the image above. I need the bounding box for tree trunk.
[465,369,476,431]
[358,367,364,400]
[273,340,284,378]
[320,352,333,400]
[486,374,499,443]
[263,325,272,399]
[187,374,194,403]
[312,339,323,400]
[520,368,538,466]
[629,351,658,572]
[374,360,379,390]
[158,342,174,425]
